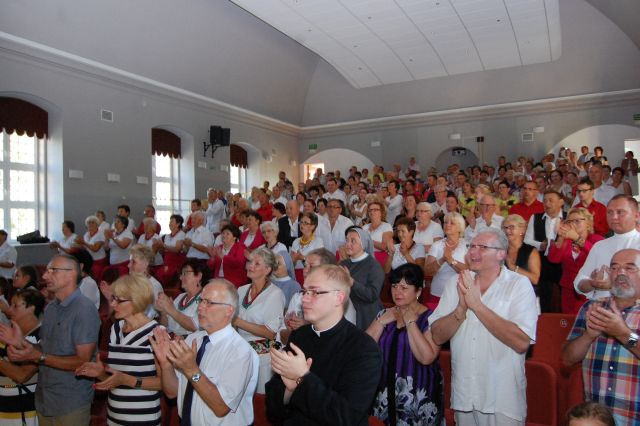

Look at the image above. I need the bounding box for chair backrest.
[531,313,576,366]
[253,393,271,426]
[526,359,558,426]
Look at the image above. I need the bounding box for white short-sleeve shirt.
[108,229,134,264]
[390,243,425,270]
[429,267,538,421]
[179,326,259,426]
[290,236,325,269]
[363,222,393,252]
[427,239,468,297]
[137,234,163,266]
[413,221,444,247]
[186,226,213,260]
[236,284,285,341]
[83,230,106,261]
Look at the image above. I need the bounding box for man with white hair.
[150,279,259,425]
[205,188,225,234]
[431,229,538,424]
[562,248,640,425]
[184,211,213,263]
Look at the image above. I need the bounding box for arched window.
[0,97,47,239]
[230,144,247,195]
[151,128,181,230]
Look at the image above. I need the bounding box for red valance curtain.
[0,97,48,139]
[152,128,181,159]
[230,144,247,168]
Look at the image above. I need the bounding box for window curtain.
[0,97,48,139]
[152,128,181,159]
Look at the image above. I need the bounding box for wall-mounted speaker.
[210,126,222,145]
[220,128,230,147]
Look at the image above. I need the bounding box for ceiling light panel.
[231,0,560,88]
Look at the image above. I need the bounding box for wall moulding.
[2,32,640,141]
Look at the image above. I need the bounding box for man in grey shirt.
[4,254,100,425]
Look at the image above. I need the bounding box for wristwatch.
[37,353,47,365]
[295,372,309,386]
[625,331,639,349]
[190,372,202,383]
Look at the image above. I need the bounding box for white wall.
[553,124,640,167]
[302,149,374,179]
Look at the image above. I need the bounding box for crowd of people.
[0,145,637,425]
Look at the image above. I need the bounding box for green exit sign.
[308,144,318,150]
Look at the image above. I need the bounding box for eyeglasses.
[478,204,496,208]
[502,225,518,231]
[576,188,592,193]
[196,296,232,308]
[565,218,586,225]
[328,205,341,209]
[300,221,313,226]
[110,296,131,304]
[466,244,503,251]
[180,270,196,276]
[299,289,341,298]
[416,209,431,213]
[46,267,73,273]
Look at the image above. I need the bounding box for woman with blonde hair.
[76,274,161,425]
[75,215,108,280]
[363,199,394,267]
[502,214,541,287]
[548,208,604,314]
[424,212,468,304]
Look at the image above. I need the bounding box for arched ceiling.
[231,0,561,89]
[0,0,639,126]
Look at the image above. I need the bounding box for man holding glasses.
[265,264,382,425]
[150,279,259,425]
[431,230,538,425]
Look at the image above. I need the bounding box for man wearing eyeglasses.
[562,248,640,425]
[572,178,609,236]
[2,254,100,425]
[265,264,382,425]
[430,229,538,425]
[150,279,259,425]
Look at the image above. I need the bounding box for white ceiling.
[231,0,562,89]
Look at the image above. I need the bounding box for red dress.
[209,242,248,288]
[547,233,604,314]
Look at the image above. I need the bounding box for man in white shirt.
[464,195,503,240]
[572,163,617,207]
[271,185,288,206]
[205,188,225,235]
[0,230,17,279]
[318,199,353,254]
[184,211,213,261]
[430,185,449,224]
[525,190,565,312]
[574,195,640,300]
[431,229,538,425]
[323,178,346,204]
[151,279,259,425]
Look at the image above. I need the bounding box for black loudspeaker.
[210,126,222,145]
[220,128,230,147]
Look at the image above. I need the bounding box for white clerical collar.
[311,318,342,336]
[351,252,369,262]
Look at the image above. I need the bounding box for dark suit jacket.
[277,215,301,249]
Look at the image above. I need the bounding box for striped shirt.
[107,320,160,426]
[567,300,640,423]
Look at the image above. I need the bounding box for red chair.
[531,313,577,423]
[439,351,455,425]
[253,393,272,426]
[525,360,558,426]
[369,416,385,425]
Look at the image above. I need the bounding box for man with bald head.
[562,249,640,425]
[464,194,503,240]
[585,163,617,207]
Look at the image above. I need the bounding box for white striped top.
[106,320,160,426]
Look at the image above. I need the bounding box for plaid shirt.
[567,299,640,423]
